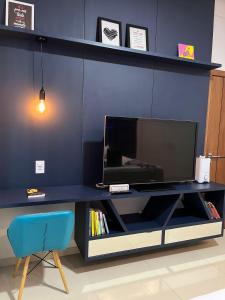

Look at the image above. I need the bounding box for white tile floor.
[1,235,225,300]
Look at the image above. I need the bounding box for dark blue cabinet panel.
[153,0,214,154]
[151,68,210,154]
[82,60,154,183]
[0,0,84,188]
[0,46,84,188]
[156,0,214,61]
[83,61,154,141]
[34,0,84,38]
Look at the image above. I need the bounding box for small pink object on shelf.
[178,43,195,60]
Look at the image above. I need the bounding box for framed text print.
[126,24,149,51]
[5,0,34,30]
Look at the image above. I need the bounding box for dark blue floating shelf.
[0,24,221,70]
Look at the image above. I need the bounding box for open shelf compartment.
[88,200,127,240]
[199,190,225,221]
[166,193,211,227]
[120,194,181,231]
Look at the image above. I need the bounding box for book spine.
[100,211,105,235]
[89,209,91,236]
[202,200,213,219]
[212,205,221,219]
[207,202,221,219]
[95,211,99,236]
[28,193,45,198]
[91,210,95,236]
[103,213,109,234]
[98,211,102,235]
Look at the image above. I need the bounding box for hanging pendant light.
[38,37,46,113]
[39,87,46,113]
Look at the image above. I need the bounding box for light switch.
[35,160,45,174]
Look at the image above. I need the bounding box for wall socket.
[35,160,45,174]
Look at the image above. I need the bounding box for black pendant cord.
[38,37,46,102]
[40,40,44,89]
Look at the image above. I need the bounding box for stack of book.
[89,209,109,237]
[26,188,45,199]
[203,201,221,219]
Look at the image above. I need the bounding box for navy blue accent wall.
[152,0,215,155]
[0,0,215,188]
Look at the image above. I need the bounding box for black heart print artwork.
[103,27,118,40]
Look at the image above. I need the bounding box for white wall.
[212,0,225,70]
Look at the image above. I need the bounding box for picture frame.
[97,17,122,47]
[126,24,149,51]
[5,0,34,30]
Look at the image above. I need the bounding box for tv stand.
[133,183,175,192]
[0,183,223,263]
[75,182,225,262]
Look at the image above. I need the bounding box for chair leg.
[52,251,58,268]
[18,256,30,300]
[52,251,69,294]
[13,258,22,278]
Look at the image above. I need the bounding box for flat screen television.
[103,116,198,186]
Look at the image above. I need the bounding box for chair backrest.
[7,211,74,258]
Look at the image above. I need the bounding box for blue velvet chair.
[7,210,74,300]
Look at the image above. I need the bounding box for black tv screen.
[103,116,198,185]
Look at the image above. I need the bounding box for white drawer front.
[165,221,222,244]
[88,231,162,257]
